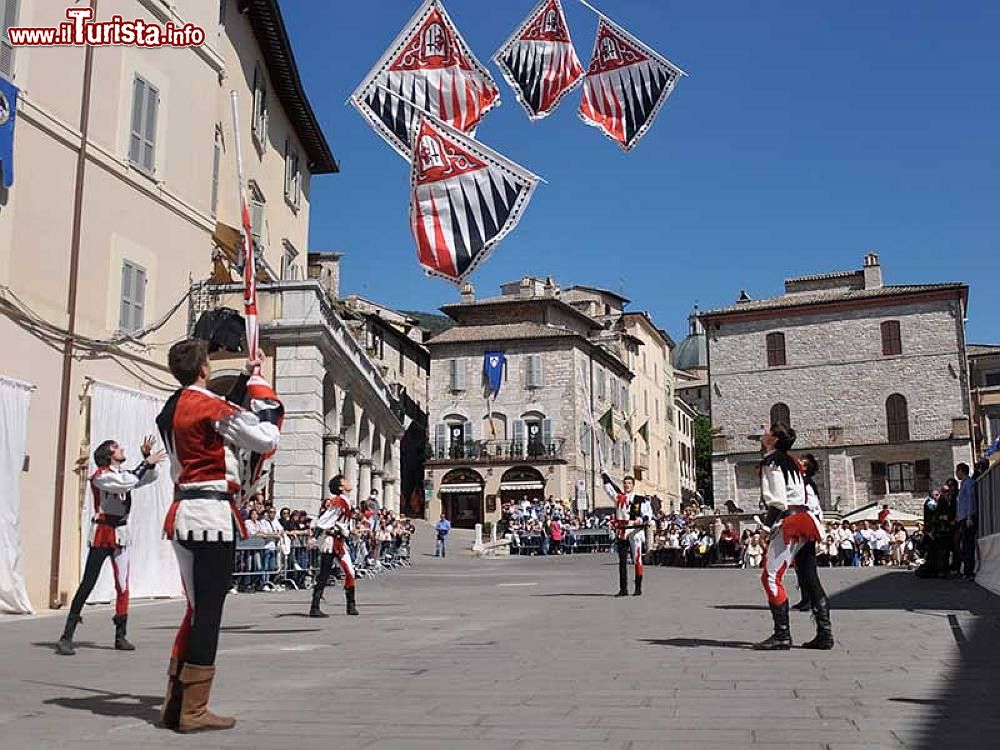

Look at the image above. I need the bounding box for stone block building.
[424,277,685,527]
[703,253,972,514]
[968,344,1000,456]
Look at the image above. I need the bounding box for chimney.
[863,251,883,289]
[460,282,475,304]
[519,276,534,299]
[307,251,342,299]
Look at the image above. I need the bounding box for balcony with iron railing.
[427,438,567,465]
[711,416,971,456]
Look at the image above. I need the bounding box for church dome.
[672,305,707,372]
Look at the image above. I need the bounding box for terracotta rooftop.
[701,283,966,318]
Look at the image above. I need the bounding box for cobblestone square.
[3,535,999,750]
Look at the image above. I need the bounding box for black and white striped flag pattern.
[409,113,539,284]
[351,0,501,159]
[579,17,684,151]
[493,0,585,121]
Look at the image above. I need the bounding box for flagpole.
[572,0,689,77]
[230,90,259,373]
[366,83,549,184]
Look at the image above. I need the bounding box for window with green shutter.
[119,260,146,333]
[0,0,20,78]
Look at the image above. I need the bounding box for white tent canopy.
[81,380,182,604]
[0,376,34,614]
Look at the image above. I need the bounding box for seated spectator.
[743,532,764,569]
[718,522,738,562]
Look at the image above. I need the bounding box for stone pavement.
[3,537,1000,750]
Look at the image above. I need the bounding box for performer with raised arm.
[156,340,282,733]
[603,472,652,597]
[55,436,166,656]
[310,474,359,618]
[754,425,830,650]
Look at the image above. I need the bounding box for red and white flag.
[352,0,500,159]
[493,0,584,121]
[409,113,538,284]
[579,17,684,151]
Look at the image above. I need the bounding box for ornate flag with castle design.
[351,0,501,159]
[409,113,539,284]
[578,16,684,151]
[493,0,585,121]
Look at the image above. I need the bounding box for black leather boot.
[754,602,792,650]
[633,575,643,596]
[56,613,82,656]
[793,598,811,612]
[345,586,359,616]
[113,614,135,651]
[309,588,328,618]
[802,597,834,650]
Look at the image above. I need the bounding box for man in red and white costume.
[754,423,826,650]
[603,472,653,597]
[55,437,165,655]
[310,474,359,617]
[156,339,282,733]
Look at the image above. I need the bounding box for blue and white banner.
[0,77,18,188]
[483,351,506,397]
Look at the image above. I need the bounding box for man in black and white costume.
[603,472,653,597]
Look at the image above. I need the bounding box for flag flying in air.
[483,351,507,397]
[409,112,539,284]
[493,0,584,121]
[578,16,684,151]
[352,0,501,159]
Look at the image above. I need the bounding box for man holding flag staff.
[603,471,652,597]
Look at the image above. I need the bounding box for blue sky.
[282,0,999,344]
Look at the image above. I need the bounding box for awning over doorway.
[440,483,483,494]
[500,481,545,491]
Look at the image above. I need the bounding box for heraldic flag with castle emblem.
[409,113,539,284]
[578,17,684,151]
[493,0,584,121]
[352,0,501,159]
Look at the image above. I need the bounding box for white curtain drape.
[0,376,34,614]
[82,381,181,603]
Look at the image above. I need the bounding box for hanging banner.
[578,17,684,151]
[0,77,20,188]
[483,351,507,396]
[409,113,538,284]
[352,0,501,159]
[493,0,584,120]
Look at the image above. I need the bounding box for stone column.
[371,470,384,502]
[322,434,341,487]
[342,446,359,495]
[273,344,325,508]
[358,458,373,506]
[382,478,398,514]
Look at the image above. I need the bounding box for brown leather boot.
[160,659,182,729]
[177,664,235,733]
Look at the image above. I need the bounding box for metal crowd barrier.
[508,528,613,555]
[232,535,412,592]
[978,462,1000,539]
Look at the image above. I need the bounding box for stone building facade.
[425,279,635,527]
[0,0,337,609]
[703,254,972,515]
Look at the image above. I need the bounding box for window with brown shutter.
[914,459,931,494]
[766,332,786,367]
[886,394,910,443]
[870,461,887,496]
[769,402,791,427]
[881,321,902,356]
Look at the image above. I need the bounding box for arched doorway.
[499,465,546,507]
[439,468,484,529]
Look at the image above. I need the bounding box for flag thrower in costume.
[408,111,539,284]
[229,91,259,372]
[578,15,685,151]
[352,0,500,160]
[494,0,584,120]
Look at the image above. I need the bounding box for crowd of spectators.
[234,491,414,591]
